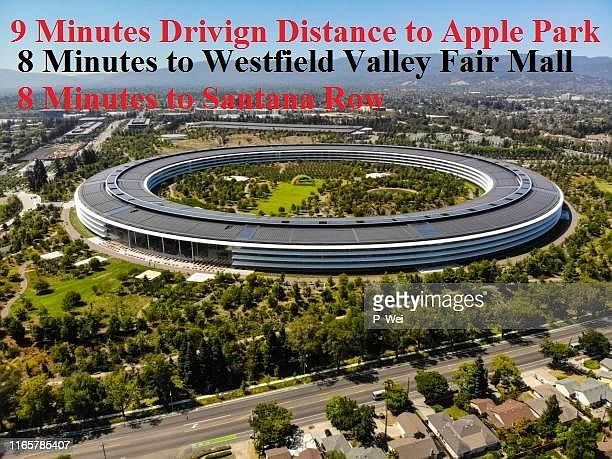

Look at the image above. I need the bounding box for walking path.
[1,262,28,318]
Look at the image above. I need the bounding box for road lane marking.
[183,414,231,426]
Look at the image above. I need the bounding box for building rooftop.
[388,437,438,459]
[525,396,578,424]
[486,399,536,427]
[345,447,385,459]
[428,413,499,457]
[557,377,610,405]
[265,448,291,459]
[470,398,496,415]
[320,434,351,453]
[395,412,428,438]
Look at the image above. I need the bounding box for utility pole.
[384,380,392,437]
[101,442,107,459]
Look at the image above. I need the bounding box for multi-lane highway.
[16,318,612,459]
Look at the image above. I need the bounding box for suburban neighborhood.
[205,329,612,459]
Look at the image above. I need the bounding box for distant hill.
[0,54,610,93]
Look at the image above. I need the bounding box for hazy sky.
[0,0,610,71]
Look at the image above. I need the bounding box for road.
[90,120,125,152]
[9,318,603,459]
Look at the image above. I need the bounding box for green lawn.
[584,359,601,370]
[24,259,147,316]
[594,179,612,194]
[69,207,95,238]
[253,180,324,216]
[445,405,468,420]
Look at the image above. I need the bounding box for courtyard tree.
[537,395,562,439]
[579,329,610,359]
[104,369,138,419]
[453,356,488,399]
[250,402,293,452]
[540,339,577,368]
[415,371,450,405]
[325,396,358,432]
[384,379,412,415]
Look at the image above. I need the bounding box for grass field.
[69,207,95,238]
[594,179,612,194]
[253,180,324,215]
[445,405,469,420]
[24,259,148,317]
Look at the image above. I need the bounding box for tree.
[89,257,102,271]
[540,339,577,368]
[579,329,610,359]
[0,362,22,428]
[415,371,450,405]
[104,369,137,419]
[326,396,358,431]
[62,291,82,311]
[537,395,562,439]
[63,372,105,419]
[490,354,520,382]
[4,316,26,342]
[140,354,176,406]
[326,452,347,459]
[384,380,412,415]
[490,354,522,399]
[34,278,50,295]
[250,402,293,452]
[453,356,488,398]
[16,375,56,428]
[27,159,48,191]
[563,419,598,459]
[178,340,199,389]
[352,405,376,445]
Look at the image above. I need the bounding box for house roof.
[556,379,580,392]
[321,434,351,453]
[470,398,496,414]
[428,413,499,457]
[576,378,610,404]
[395,412,427,438]
[525,396,578,424]
[486,399,536,427]
[298,448,322,459]
[558,377,610,404]
[598,440,612,458]
[345,447,385,459]
[601,358,612,371]
[265,447,291,459]
[389,437,438,459]
[533,384,563,399]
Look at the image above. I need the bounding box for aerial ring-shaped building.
[75,145,564,272]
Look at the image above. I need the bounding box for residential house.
[388,437,438,459]
[555,378,610,407]
[298,448,323,459]
[345,447,386,459]
[484,399,536,428]
[525,396,578,424]
[600,358,612,372]
[389,412,439,459]
[265,447,291,459]
[427,413,499,458]
[395,412,429,438]
[597,440,612,458]
[469,398,496,415]
[320,434,351,454]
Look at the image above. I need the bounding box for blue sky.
[0,0,609,70]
